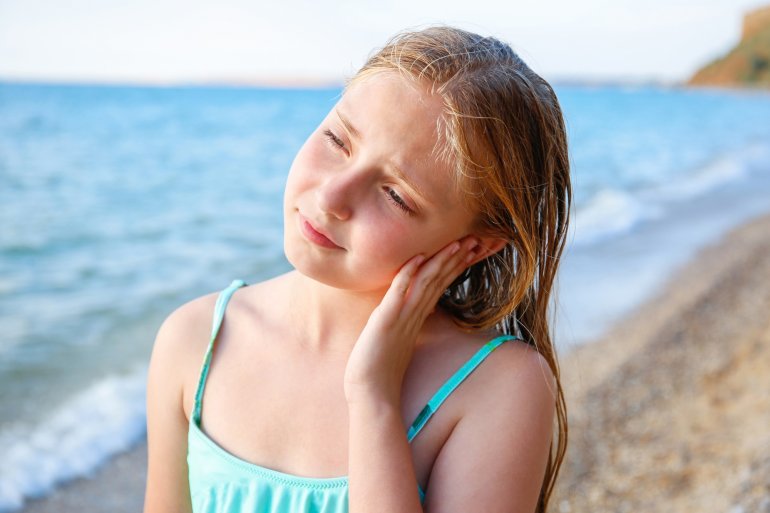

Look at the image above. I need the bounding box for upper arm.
[424,344,557,513]
[143,295,216,513]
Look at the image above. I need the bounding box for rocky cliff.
[689,5,770,88]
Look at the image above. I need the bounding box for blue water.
[1,81,770,509]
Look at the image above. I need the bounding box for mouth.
[297,213,343,250]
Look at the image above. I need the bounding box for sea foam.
[572,142,770,247]
[0,369,147,512]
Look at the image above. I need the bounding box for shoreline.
[19,211,770,512]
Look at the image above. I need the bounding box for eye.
[384,186,414,215]
[323,129,347,152]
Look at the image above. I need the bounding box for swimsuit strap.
[192,279,248,426]
[406,334,519,443]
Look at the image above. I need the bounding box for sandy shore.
[20,212,770,512]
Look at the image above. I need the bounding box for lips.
[298,213,343,249]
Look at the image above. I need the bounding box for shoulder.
[152,290,221,369]
[148,276,291,417]
[148,290,221,416]
[478,336,557,398]
[463,334,558,437]
[144,289,228,513]
[424,332,557,510]
[432,327,558,438]
[419,315,557,410]
[435,325,557,405]
[152,276,278,363]
[470,338,558,447]
[454,333,558,426]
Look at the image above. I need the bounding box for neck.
[282,270,460,357]
[284,271,387,355]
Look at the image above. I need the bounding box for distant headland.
[689,4,770,88]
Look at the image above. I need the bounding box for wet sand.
[21,212,770,512]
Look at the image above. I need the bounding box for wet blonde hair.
[346,26,571,512]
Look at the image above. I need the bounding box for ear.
[467,235,508,267]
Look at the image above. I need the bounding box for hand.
[343,236,481,406]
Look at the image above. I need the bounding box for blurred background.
[2,1,770,511]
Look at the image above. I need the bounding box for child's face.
[283,71,479,292]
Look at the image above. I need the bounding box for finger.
[419,243,477,314]
[379,253,426,314]
[408,241,462,295]
[429,237,483,298]
[427,237,478,282]
[404,238,479,314]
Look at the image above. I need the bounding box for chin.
[285,246,393,294]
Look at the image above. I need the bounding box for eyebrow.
[334,108,431,205]
[336,108,362,141]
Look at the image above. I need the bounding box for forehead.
[337,73,460,206]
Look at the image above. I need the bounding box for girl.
[144,26,571,513]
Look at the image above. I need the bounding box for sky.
[0,0,767,85]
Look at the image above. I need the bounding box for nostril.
[316,182,352,221]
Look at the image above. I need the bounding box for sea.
[1,81,769,509]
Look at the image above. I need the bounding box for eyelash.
[323,129,346,150]
[384,186,413,215]
[322,129,414,216]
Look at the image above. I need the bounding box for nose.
[315,170,361,221]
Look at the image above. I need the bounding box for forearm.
[347,396,423,513]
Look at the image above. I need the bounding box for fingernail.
[449,242,461,255]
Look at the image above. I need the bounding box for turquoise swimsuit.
[188,279,519,512]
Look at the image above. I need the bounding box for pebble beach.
[554,211,770,512]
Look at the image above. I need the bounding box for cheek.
[352,218,448,274]
[389,225,465,267]
[285,135,333,195]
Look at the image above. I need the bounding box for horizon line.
[0,73,687,90]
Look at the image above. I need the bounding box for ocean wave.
[649,142,770,200]
[571,142,770,247]
[0,369,147,512]
[572,188,663,246]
